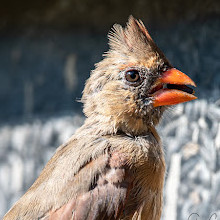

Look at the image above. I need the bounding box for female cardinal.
[3,16,196,220]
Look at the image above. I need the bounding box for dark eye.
[125,70,140,82]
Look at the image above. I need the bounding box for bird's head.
[82,16,196,136]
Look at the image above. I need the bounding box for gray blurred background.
[0,0,220,219]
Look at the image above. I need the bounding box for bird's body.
[3,16,196,220]
[5,122,165,220]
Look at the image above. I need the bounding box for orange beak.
[152,68,197,107]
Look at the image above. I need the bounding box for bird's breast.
[109,132,165,220]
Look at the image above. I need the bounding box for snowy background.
[0,1,220,219]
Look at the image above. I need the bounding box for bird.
[3,16,196,220]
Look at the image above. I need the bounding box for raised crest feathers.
[108,16,154,50]
[107,15,167,62]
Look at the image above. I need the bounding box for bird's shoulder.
[3,133,131,220]
[47,147,133,220]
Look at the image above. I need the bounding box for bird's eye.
[125,70,140,82]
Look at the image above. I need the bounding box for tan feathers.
[107,16,168,65]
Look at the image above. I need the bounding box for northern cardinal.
[3,16,196,220]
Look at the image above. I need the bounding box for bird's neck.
[78,114,154,137]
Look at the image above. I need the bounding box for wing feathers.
[48,152,133,220]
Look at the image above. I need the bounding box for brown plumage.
[3,16,196,220]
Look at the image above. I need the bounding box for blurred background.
[0,0,220,219]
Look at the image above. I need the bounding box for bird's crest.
[107,16,167,62]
